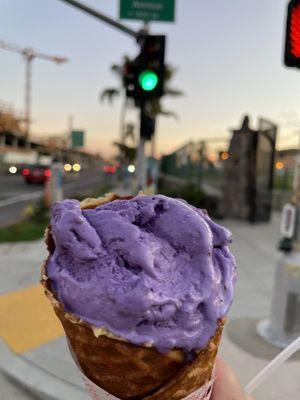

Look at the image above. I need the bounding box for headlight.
[72,163,81,172]
[9,166,18,174]
[128,165,135,173]
[64,163,72,172]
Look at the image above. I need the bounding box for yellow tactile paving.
[0,284,64,354]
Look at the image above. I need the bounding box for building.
[276,149,300,169]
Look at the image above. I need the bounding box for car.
[22,165,51,184]
[102,165,117,174]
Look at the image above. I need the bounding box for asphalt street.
[0,170,111,228]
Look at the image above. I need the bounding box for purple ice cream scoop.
[47,195,237,353]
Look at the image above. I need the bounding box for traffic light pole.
[137,136,146,191]
[58,0,139,38]
[137,102,147,191]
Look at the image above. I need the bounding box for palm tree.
[114,122,136,167]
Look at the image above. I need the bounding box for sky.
[1,0,300,157]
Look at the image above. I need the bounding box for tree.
[113,141,136,164]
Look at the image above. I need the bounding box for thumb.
[211,357,254,400]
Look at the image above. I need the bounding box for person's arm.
[211,358,254,400]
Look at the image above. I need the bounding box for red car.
[102,165,117,174]
[22,165,51,184]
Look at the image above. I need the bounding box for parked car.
[22,165,51,184]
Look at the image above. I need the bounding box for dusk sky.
[1,0,300,157]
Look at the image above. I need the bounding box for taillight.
[44,169,51,178]
[102,165,117,173]
[22,168,30,176]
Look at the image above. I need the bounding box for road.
[0,170,112,228]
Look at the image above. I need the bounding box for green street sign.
[71,130,84,148]
[119,0,175,22]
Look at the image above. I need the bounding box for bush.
[158,182,220,218]
[23,201,50,224]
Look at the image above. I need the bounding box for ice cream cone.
[41,193,227,399]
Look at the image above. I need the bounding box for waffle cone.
[41,193,225,399]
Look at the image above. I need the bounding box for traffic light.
[137,34,165,99]
[122,60,137,98]
[284,0,300,68]
[123,35,166,102]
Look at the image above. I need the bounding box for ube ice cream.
[47,194,236,353]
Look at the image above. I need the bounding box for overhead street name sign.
[71,130,84,148]
[120,0,175,22]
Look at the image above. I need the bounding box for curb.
[0,340,88,400]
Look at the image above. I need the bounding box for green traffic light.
[138,70,158,91]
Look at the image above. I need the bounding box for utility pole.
[68,115,74,149]
[24,50,33,138]
[0,40,68,138]
[136,22,149,191]
[137,135,147,190]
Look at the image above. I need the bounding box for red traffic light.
[285,0,300,67]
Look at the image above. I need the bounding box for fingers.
[211,357,252,400]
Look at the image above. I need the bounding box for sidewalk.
[0,213,299,400]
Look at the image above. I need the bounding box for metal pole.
[68,115,73,148]
[119,93,127,145]
[290,129,300,195]
[137,135,146,191]
[136,20,150,192]
[137,102,147,191]
[24,55,33,138]
[58,0,138,38]
[119,93,127,188]
[150,132,156,158]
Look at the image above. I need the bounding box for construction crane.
[0,40,68,138]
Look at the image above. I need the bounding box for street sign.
[119,0,175,22]
[71,130,84,148]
